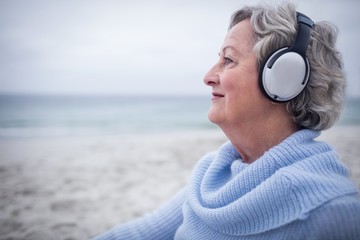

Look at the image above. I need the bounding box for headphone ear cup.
[260,47,310,102]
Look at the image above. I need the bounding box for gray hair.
[229,2,345,130]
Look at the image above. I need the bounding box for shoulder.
[303,194,360,240]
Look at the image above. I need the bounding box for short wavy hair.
[229,2,345,130]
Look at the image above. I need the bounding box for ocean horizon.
[0,94,359,138]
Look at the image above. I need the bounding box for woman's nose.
[203,65,219,86]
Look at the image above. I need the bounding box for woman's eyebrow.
[222,46,237,52]
[220,45,244,58]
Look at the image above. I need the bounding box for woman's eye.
[224,57,233,65]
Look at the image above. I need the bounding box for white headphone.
[259,12,314,102]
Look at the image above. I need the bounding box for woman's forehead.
[222,20,254,53]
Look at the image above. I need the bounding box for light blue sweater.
[94,130,360,239]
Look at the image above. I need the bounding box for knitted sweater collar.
[188,129,358,236]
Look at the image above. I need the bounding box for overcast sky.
[0,0,359,97]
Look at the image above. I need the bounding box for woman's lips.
[212,92,224,100]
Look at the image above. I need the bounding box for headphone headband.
[289,12,314,57]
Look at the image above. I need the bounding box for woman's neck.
[220,110,298,164]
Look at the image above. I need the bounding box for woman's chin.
[207,109,224,125]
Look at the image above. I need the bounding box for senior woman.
[94,2,360,239]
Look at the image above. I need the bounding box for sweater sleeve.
[92,188,187,240]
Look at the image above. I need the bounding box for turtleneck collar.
[187,129,358,235]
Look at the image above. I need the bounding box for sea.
[0,94,359,139]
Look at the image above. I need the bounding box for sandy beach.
[0,125,359,240]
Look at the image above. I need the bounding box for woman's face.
[204,19,273,129]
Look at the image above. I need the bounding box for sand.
[0,126,359,240]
